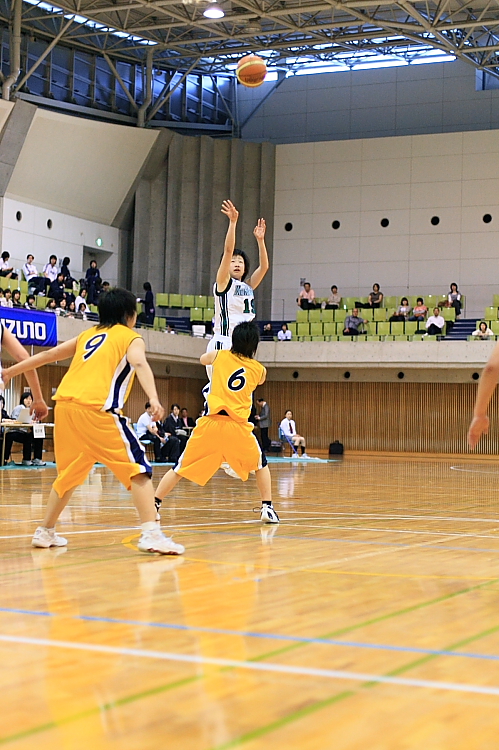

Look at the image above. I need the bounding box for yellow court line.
[181,556,497,582]
[122,533,140,551]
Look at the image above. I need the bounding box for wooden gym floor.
[2,455,499,749]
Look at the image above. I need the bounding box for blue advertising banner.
[0,307,58,347]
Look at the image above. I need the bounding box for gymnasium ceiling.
[10,0,499,77]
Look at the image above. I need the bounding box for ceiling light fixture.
[203,3,225,18]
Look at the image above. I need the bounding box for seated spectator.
[0,395,8,420]
[60,256,76,288]
[445,282,462,318]
[45,298,57,312]
[66,300,76,317]
[297,282,316,310]
[49,272,67,304]
[5,392,45,466]
[1,289,13,308]
[137,402,175,463]
[278,323,292,341]
[390,297,411,322]
[22,254,44,294]
[280,410,309,458]
[358,283,383,308]
[56,298,68,316]
[74,288,89,312]
[0,251,17,279]
[166,323,176,334]
[25,294,36,310]
[85,260,101,304]
[425,307,445,336]
[180,408,195,431]
[163,403,188,453]
[12,289,22,307]
[100,281,110,297]
[409,298,427,322]
[43,255,59,288]
[343,308,367,336]
[262,323,273,341]
[324,285,341,309]
[473,321,494,340]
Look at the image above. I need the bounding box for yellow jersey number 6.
[228,367,246,391]
[83,333,107,361]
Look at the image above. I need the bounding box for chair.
[391,321,404,336]
[194,295,208,308]
[311,336,325,341]
[377,322,390,336]
[334,309,346,323]
[493,295,499,308]
[393,335,408,341]
[323,322,336,337]
[308,309,321,323]
[484,306,497,321]
[287,322,297,337]
[36,295,46,310]
[425,295,439,309]
[296,309,308,323]
[181,294,195,309]
[321,309,334,322]
[405,321,418,336]
[278,427,299,456]
[440,307,455,321]
[343,297,357,310]
[383,296,397,309]
[373,308,387,322]
[156,293,169,307]
[169,294,182,308]
[310,322,323,336]
[297,323,310,337]
[153,316,166,331]
[491,321,499,335]
[190,307,204,322]
[366,335,382,341]
[203,307,214,322]
[19,280,28,295]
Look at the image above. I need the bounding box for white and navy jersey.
[213,278,255,339]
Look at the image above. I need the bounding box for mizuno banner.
[0,307,58,347]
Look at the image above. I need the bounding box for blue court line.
[1,605,499,663]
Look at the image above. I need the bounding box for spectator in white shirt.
[136,402,170,462]
[0,252,17,279]
[279,409,309,457]
[425,308,445,336]
[278,323,292,341]
[472,321,494,340]
[1,289,13,308]
[43,255,59,284]
[447,282,462,318]
[23,255,45,295]
[75,288,89,312]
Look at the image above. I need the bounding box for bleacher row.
[287,320,430,341]
[312,294,465,311]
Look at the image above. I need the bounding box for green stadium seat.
[383,296,397,309]
[169,294,182,307]
[376,322,390,336]
[153,316,166,331]
[299,335,312,341]
[391,321,404,336]
[156,293,169,307]
[493,295,499,308]
[357,297,369,305]
[308,309,321,323]
[425,295,439,309]
[321,309,334,322]
[373,308,387,322]
[440,307,455,321]
[182,294,195,308]
[484,306,497,320]
[19,280,28,295]
[203,307,214,322]
[491,321,499,334]
[190,307,204,322]
[287,323,297,336]
[343,297,357,310]
[405,321,418,336]
[296,309,308,322]
[323,322,336,336]
[423,335,437,341]
[194,295,208,308]
[297,323,310,337]
[366,335,382,341]
[311,336,325,341]
[310,322,323,336]
[393,335,409,341]
[334,309,346,323]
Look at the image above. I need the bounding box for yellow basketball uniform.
[52,324,151,496]
[176,350,266,485]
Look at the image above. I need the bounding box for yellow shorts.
[175,415,265,486]
[52,402,152,497]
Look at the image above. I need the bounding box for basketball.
[236,55,267,87]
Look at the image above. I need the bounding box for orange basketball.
[236,55,267,87]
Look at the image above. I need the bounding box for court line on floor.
[0,634,498,697]
[285,522,499,540]
[1,605,497,663]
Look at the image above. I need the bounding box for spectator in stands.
[0,251,17,279]
[262,323,273,341]
[255,397,271,452]
[76,303,88,320]
[473,321,494,340]
[0,395,8,420]
[25,294,36,310]
[137,402,171,463]
[85,260,101,304]
[60,257,76,288]
[280,410,309,457]
[297,282,316,310]
[100,281,110,297]
[138,282,155,326]
[5,392,45,466]
[12,290,22,307]
[56,298,69,316]
[278,323,292,341]
[66,300,76,318]
[409,298,427,322]
[390,297,411,322]
[1,289,13,308]
[325,285,341,309]
[343,308,367,336]
[166,323,176,334]
[163,403,188,453]
[368,283,383,308]
[425,307,445,336]
[446,282,462,318]
[22,254,43,295]
[43,255,59,288]
[45,298,57,312]
[75,288,89,312]
[180,408,195,432]
[49,272,67,304]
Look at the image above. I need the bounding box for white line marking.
[0,634,497,696]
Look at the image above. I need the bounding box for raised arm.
[247,218,269,290]
[468,341,499,448]
[216,200,239,292]
[126,337,164,422]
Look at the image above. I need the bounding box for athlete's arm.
[258,366,267,386]
[216,200,239,292]
[248,218,269,290]
[1,328,53,419]
[127,337,164,422]
[200,350,218,366]
[468,341,499,448]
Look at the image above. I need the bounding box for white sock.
[141,521,157,533]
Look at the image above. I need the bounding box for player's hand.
[221,200,239,223]
[149,398,164,422]
[31,399,49,421]
[1,367,12,388]
[253,218,266,240]
[468,415,489,449]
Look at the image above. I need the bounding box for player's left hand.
[253,218,266,240]
[468,414,489,449]
[149,398,164,422]
[31,399,49,421]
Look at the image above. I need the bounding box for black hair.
[57,272,64,278]
[256,398,265,403]
[102,281,110,287]
[12,289,20,298]
[1,252,9,260]
[90,259,97,266]
[19,391,32,405]
[27,253,34,260]
[145,402,151,409]
[171,403,180,410]
[231,321,260,359]
[303,281,310,287]
[97,287,137,328]
[331,285,337,290]
[46,298,56,308]
[373,283,380,291]
[49,254,57,262]
[63,257,70,266]
[27,294,35,302]
[450,282,458,290]
[480,321,487,329]
[143,282,152,292]
[4,288,11,295]
[282,323,288,329]
[417,297,423,304]
[219,249,250,282]
[401,297,408,305]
